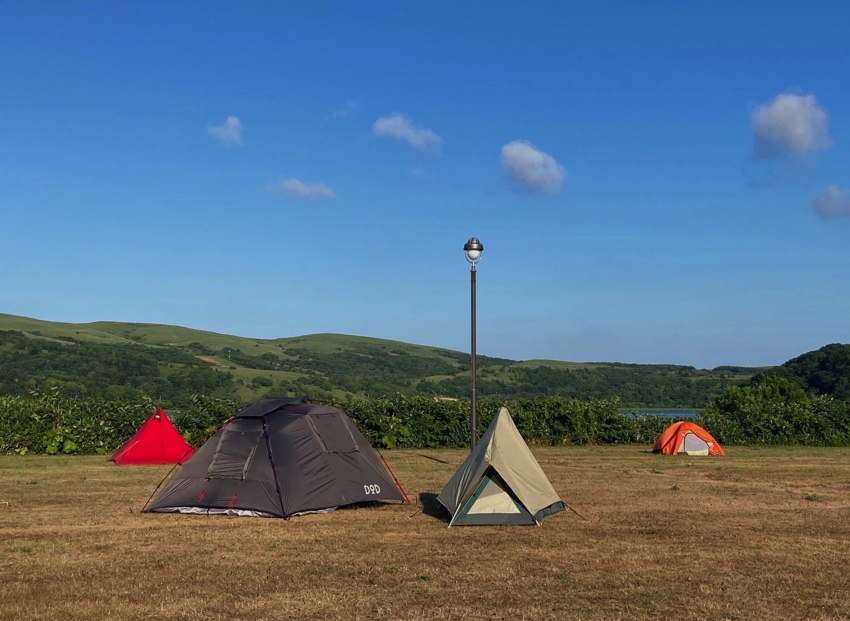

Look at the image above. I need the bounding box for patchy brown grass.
[1,446,849,620]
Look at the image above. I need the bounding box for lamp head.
[464,237,484,264]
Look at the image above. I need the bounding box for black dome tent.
[144,398,408,518]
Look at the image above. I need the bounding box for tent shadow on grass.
[418,492,450,522]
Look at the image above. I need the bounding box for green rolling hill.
[0,312,766,408]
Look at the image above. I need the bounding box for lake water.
[619,409,698,418]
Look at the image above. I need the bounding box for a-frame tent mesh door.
[450,468,536,526]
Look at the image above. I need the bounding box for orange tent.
[652,421,724,456]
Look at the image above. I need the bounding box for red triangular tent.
[652,421,725,456]
[109,408,195,465]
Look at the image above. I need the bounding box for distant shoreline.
[620,409,698,418]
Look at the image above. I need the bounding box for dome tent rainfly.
[652,421,725,456]
[144,397,408,518]
[109,407,195,465]
[437,407,565,526]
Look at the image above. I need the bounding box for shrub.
[698,375,850,446]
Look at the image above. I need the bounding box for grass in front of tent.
[1,446,849,621]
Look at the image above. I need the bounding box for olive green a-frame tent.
[436,407,565,526]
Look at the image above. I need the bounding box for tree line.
[0,330,760,408]
[0,330,235,406]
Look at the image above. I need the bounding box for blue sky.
[1,1,848,368]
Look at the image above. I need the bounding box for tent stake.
[564,502,589,521]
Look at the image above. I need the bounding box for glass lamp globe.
[463,238,484,264]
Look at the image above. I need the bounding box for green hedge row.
[0,392,154,455]
[343,396,669,449]
[0,392,240,455]
[0,392,671,455]
[3,378,849,455]
[699,376,850,446]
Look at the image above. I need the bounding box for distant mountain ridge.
[0,312,768,409]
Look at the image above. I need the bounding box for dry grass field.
[2,446,849,621]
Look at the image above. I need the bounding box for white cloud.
[207,116,243,147]
[331,101,359,118]
[810,185,850,219]
[270,178,338,200]
[751,93,831,160]
[372,114,442,151]
[500,140,566,194]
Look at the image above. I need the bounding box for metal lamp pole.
[464,237,484,450]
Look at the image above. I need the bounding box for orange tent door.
[652,421,724,456]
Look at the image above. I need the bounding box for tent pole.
[377,450,411,504]
[263,419,288,518]
[333,403,412,505]
[140,448,191,512]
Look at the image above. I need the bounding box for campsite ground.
[1,446,849,620]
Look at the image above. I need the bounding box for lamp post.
[464,237,483,450]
